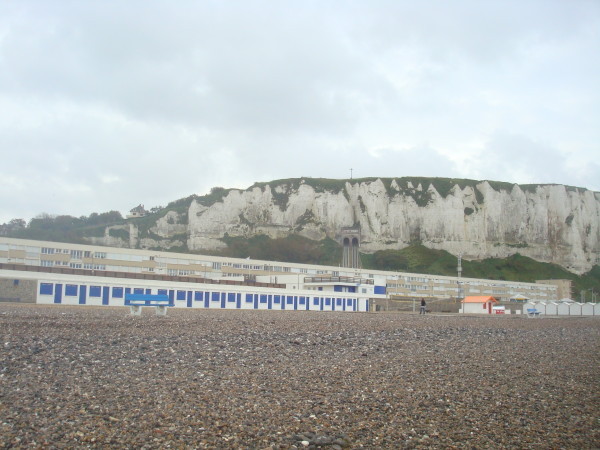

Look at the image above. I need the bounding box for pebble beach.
[1,304,598,449]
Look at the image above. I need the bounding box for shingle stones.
[0,304,598,448]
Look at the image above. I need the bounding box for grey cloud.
[0,0,598,223]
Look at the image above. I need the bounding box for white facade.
[524,301,599,316]
[3,269,370,312]
[0,236,559,304]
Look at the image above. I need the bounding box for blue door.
[187,291,193,308]
[79,285,87,305]
[54,284,62,304]
[102,287,109,306]
[236,293,241,309]
[220,292,226,309]
[204,292,210,309]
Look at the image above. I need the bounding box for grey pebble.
[0,304,598,448]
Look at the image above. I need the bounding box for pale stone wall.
[0,278,37,303]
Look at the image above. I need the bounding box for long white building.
[0,237,558,311]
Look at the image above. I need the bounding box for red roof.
[462,296,498,303]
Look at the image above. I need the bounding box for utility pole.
[350,168,353,180]
[457,253,463,299]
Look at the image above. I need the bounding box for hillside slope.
[119,177,598,274]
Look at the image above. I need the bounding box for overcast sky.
[1,0,599,224]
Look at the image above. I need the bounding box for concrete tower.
[341,226,361,269]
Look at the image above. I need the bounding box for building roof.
[462,296,498,303]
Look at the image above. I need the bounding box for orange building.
[461,295,498,314]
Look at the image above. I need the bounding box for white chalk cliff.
[140,178,600,274]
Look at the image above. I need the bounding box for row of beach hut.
[459,296,599,316]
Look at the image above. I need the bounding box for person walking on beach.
[420,298,426,315]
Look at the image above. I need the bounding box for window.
[211,292,220,302]
[94,252,106,259]
[325,298,331,306]
[69,263,82,269]
[89,286,101,297]
[194,291,203,301]
[286,296,294,305]
[41,248,54,254]
[228,293,236,303]
[177,290,186,300]
[41,260,54,267]
[158,289,167,296]
[246,294,253,303]
[40,283,53,295]
[274,295,280,304]
[260,295,267,303]
[65,285,78,296]
[112,287,124,298]
[134,288,144,295]
[212,262,221,270]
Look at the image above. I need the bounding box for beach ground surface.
[1,304,598,448]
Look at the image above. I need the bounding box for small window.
[177,290,186,301]
[158,289,167,296]
[287,296,294,305]
[194,291,203,301]
[246,294,253,303]
[260,294,267,304]
[211,292,220,302]
[40,283,53,295]
[65,285,78,296]
[112,287,124,298]
[274,295,281,304]
[313,297,319,306]
[89,286,101,297]
[228,293,236,303]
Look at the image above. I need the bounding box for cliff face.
[122,178,600,274]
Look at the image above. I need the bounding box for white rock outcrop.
[184,179,599,274]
